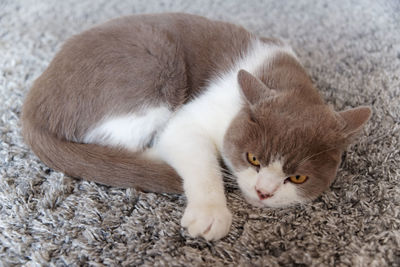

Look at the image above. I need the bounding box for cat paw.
[181,204,232,241]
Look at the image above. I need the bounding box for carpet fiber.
[1,0,399,266]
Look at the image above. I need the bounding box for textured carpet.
[1,0,399,266]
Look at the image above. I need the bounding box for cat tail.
[21,121,183,193]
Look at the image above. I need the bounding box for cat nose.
[255,187,273,200]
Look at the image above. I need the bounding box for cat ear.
[338,106,372,138]
[237,69,275,105]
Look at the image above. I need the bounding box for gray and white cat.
[21,13,371,240]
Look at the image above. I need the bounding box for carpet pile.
[0,0,399,265]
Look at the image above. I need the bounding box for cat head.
[222,69,371,208]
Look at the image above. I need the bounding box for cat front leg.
[178,143,232,241]
[155,126,232,241]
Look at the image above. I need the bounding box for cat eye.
[246,152,260,167]
[288,175,308,184]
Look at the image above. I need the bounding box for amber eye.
[247,152,260,167]
[288,175,308,184]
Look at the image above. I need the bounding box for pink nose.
[256,188,273,200]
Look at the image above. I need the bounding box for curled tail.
[21,121,183,194]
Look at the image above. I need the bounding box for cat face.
[223,106,343,208]
[222,70,371,208]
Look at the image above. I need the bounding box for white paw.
[181,204,232,241]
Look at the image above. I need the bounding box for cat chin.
[243,196,302,208]
[242,193,290,208]
[242,194,265,208]
[241,190,278,208]
[241,189,304,208]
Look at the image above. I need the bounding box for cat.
[21,13,371,241]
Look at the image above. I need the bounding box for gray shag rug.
[1,0,399,266]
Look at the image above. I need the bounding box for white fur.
[83,106,171,151]
[236,160,303,208]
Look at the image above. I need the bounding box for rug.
[0,0,399,265]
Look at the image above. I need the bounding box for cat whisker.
[220,165,232,172]
[223,175,237,181]
[222,171,234,176]
[221,169,235,175]
[295,146,338,169]
[221,172,236,180]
